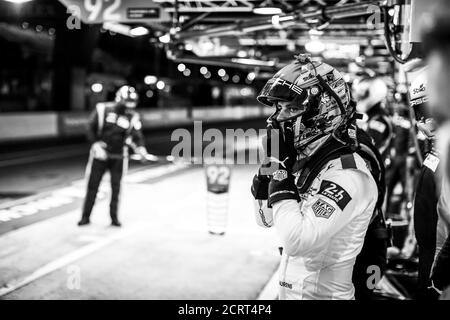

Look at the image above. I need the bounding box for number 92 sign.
[61,0,170,24]
[205,164,231,194]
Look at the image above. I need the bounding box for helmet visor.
[257,77,307,107]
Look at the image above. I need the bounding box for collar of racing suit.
[294,128,385,209]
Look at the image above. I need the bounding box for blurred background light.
[200,66,208,75]
[3,0,33,3]
[156,80,165,90]
[159,34,170,44]
[144,75,158,85]
[177,64,186,72]
[305,39,325,54]
[91,83,103,93]
[212,87,221,99]
[253,0,282,15]
[240,88,253,96]
[130,27,149,37]
[183,69,191,77]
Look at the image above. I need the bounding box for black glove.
[268,173,300,208]
[263,120,300,207]
[251,174,270,200]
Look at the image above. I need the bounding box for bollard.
[204,163,231,236]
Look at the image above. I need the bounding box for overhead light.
[103,22,132,37]
[253,7,282,15]
[144,75,157,85]
[3,0,33,3]
[237,50,247,58]
[218,69,226,77]
[156,80,165,90]
[183,69,191,77]
[177,63,186,72]
[232,75,240,83]
[222,74,229,82]
[159,34,171,44]
[240,88,253,96]
[305,40,325,54]
[146,90,154,98]
[247,72,256,81]
[91,83,103,93]
[130,26,149,37]
[271,15,282,28]
[231,58,275,67]
[253,1,282,15]
[309,29,324,36]
[200,66,208,75]
[204,71,211,79]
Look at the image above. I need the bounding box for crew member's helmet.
[352,77,388,113]
[257,54,352,151]
[115,85,139,108]
[406,60,434,138]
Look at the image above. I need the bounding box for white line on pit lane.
[0,223,143,297]
[0,163,187,225]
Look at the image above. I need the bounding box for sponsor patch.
[273,169,288,181]
[423,153,440,172]
[318,180,352,210]
[279,281,293,289]
[312,199,335,219]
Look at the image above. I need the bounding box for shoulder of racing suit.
[253,152,376,228]
[272,154,378,256]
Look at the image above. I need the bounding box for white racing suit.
[254,153,378,300]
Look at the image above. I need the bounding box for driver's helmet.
[115,85,139,108]
[257,55,352,151]
[352,77,388,113]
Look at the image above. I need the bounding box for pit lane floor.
[0,163,280,299]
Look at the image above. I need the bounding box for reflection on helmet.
[257,55,351,151]
[116,85,139,108]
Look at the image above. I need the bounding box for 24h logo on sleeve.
[318,180,352,210]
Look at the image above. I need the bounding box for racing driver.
[251,54,386,300]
